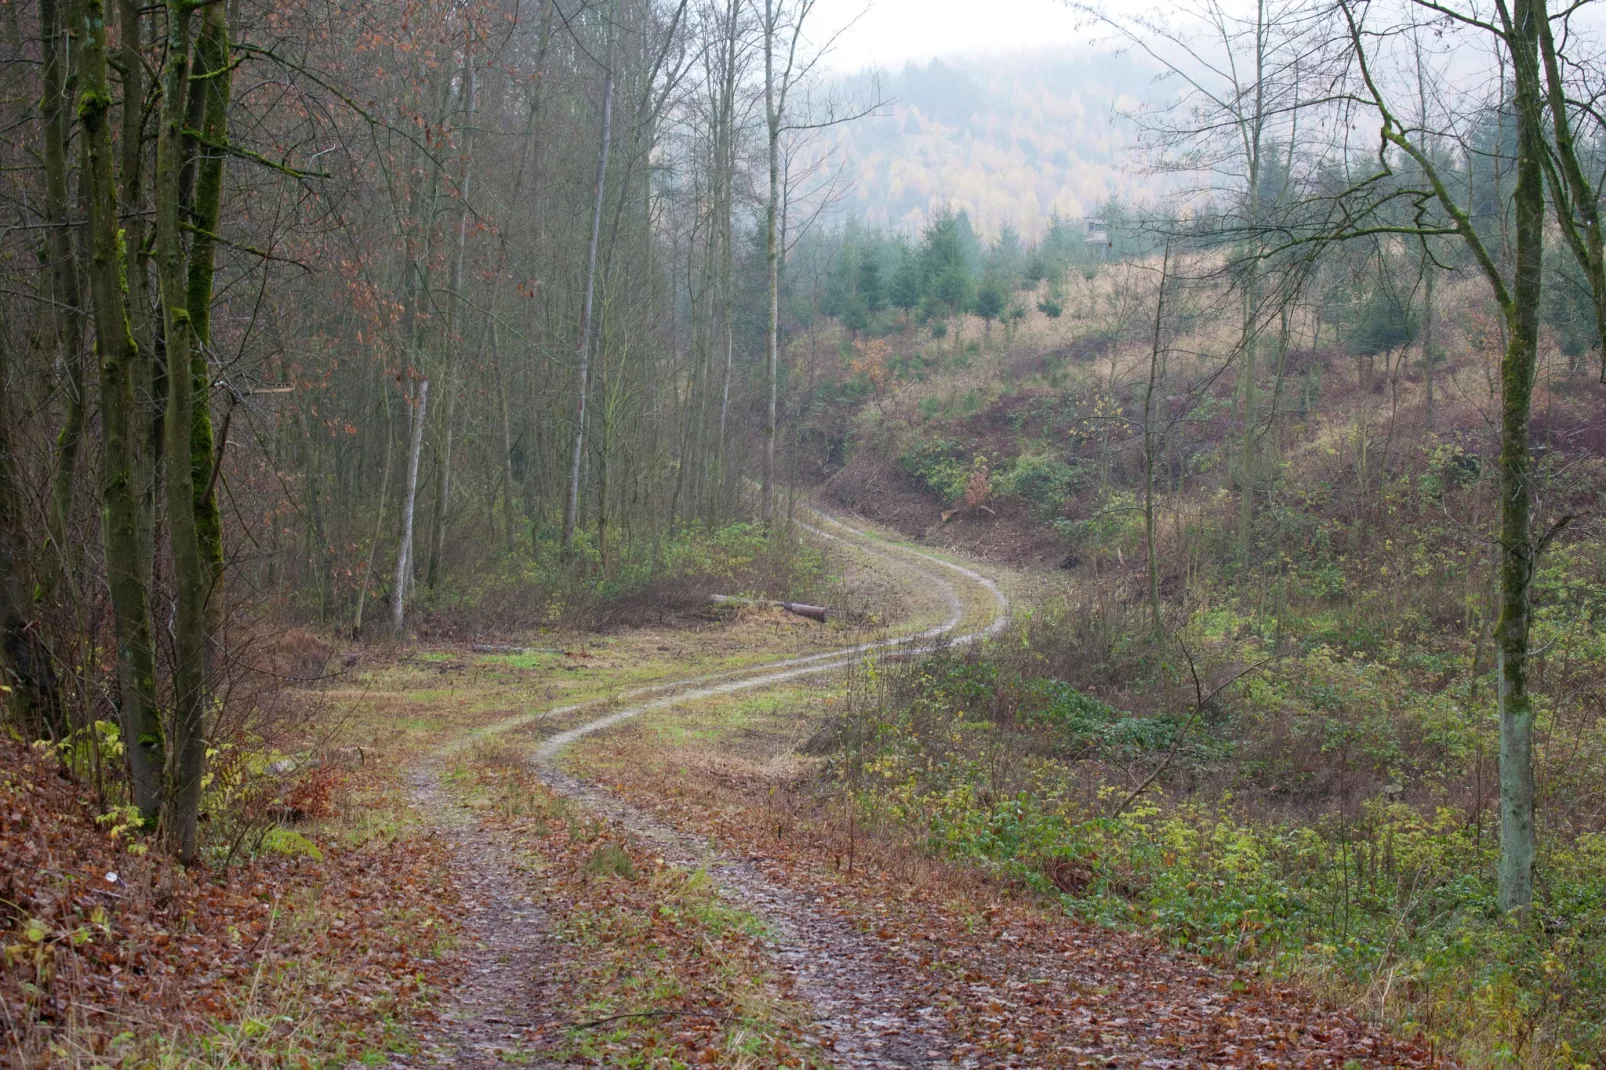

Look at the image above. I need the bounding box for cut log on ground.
[708,595,830,622]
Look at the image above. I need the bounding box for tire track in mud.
[397,508,1010,1069]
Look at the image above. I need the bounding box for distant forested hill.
[826,51,1172,238]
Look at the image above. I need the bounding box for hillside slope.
[828,52,1174,236]
[786,255,1606,1063]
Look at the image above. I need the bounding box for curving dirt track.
[385,507,1441,1069]
[389,507,1009,1068]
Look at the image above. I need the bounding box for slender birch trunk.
[562,11,616,559]
[392,379,430,636]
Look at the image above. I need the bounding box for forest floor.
[348,509,1444,1069]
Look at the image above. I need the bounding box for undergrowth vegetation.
[417,520,834,634]
[826,585,1606,1064]
[807,258,1606,1066]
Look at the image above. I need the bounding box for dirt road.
[384,508,1439,1069]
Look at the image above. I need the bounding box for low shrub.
[822,621,1606,1066]
[997,454,1083,520]
[895,437,975,505]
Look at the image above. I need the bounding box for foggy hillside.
[828,51,1172,236]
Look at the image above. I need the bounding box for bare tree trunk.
[494,325,517,554]
[762,3,781,529]
[0,306,19,640]
[0,293,41,731]
[562,12,616,559]
[1144,245,1171,639]
[428,379,457,589]
[1533,3,1606,381]
[1422,260,1435,430]
[429,62,477,590]
[40,0,86,595]
[1238,278,1259,558]
[392,379,430,637]
[1235,0,1269,560]
[719,323,734,441]
[597,394,611,574]
[712,0,738,522]
[353,389,394,637]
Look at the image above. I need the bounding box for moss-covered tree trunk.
[117,0,161,615]
[1494,0,1546,912]
[154,0,207,861]
[183,0,232,651]
[78,0,163,819]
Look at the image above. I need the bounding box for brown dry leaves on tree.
[0,736,461,1067]
[964,458,992,512]
[851,337,895,413]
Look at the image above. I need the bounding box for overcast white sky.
[807,0,1092,72]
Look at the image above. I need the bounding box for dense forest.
[5,0,1606,1065]
[0,0,847,845]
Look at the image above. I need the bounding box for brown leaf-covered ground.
[572,705,1448,1067]
[406,740,829,1068]
[384,508,1444,1068]
[0,736,461,1067]
[2,509,1448,1068]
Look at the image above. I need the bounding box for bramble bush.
[896,437,975,505]
[996,454,1082,520]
